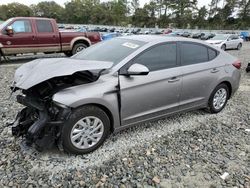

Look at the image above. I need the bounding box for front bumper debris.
[8,94,71,151]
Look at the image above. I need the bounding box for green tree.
[170,0,198,28]
[0,3,33,20]
[238,0,250,28]
[193,6,208,28]
[131,7,150,27]
[32,1,65,22]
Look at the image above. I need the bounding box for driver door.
[1,19,37,54]
[119,42,182,126]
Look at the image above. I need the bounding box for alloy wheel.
[70,116,104,149]
[213,88,227,110]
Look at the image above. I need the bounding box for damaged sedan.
[9,36,241,154]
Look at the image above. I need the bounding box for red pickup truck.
[0,17,101,59]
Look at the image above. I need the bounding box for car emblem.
[7,41,11,45]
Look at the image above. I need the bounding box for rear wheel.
[207,84,229,113]
[61,105,110,154]
[237,43,242,50]
[221,44,226,51]
[72,43,87,55]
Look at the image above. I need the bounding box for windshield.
[211,34,229,40]
[73,38,146,65]
[0,18,13,30]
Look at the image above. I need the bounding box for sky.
[0,0,209,8]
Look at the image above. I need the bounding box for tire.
[64,51,72,57]
[237,43,242,50]
[71,43,87,55]
[61,105,110,154]
[44,52,54,54]
[221,44,226,51]
[207,84,229,114]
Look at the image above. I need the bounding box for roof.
[118,34,208,44]
[10,17,55,20]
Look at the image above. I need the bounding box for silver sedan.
[10,35,241,154]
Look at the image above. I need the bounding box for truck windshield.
[73,38,146,65]
[0,18,13,30]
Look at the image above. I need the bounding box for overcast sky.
[0,0,209,8]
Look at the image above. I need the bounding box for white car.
[206,34,243,50]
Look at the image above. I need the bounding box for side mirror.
[6,26,14,35]
[126,63,149,76]
[227,38,231,41]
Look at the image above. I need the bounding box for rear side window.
[181,43,208,65]
[36,20,53,33]
[208,48,217,60]
[131,43,177,71]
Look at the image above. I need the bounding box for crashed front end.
[8,58,113,151]
[11,86,71,150]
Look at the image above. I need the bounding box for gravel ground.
[0,45,249,188]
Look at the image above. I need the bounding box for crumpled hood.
[206,40,224,44]
[14,58,113,90]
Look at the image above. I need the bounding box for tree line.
[0,0,250,29]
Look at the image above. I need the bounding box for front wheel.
[207,84,229,113]
[61,105,110,154]
[221,44,226,51]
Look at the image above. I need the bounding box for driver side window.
[11,20,32,33]
[131,43,177,71]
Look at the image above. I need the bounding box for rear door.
[226,35,238,49]
[179,42,222,109]
[119,42,182,126]
[231,35,241,48]
[1,19,37,54]
[34,19,60,52]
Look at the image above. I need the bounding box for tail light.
[232,60,241,69]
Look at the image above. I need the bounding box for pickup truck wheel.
[61,105,110,154]
[72,43,87,55]
[64,51,72,57]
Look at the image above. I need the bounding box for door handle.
[211,68,219,73]
[168,77,180,83]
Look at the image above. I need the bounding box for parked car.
[10,36,241,154]
[101,32,122,40]
[206,34,243,50]
[240,31,249,41]
[109,28,116,32]
[162,28,172,34]
[200,33,215,40]
[192,32,204,39]
[0,17,101,59]
[246,63,250,72]
[181,31,191,37]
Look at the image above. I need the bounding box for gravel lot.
[0,45,249,188]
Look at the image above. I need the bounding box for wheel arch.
[77,103,115,132]
[70,37,91,49]
[218,81,232,98]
